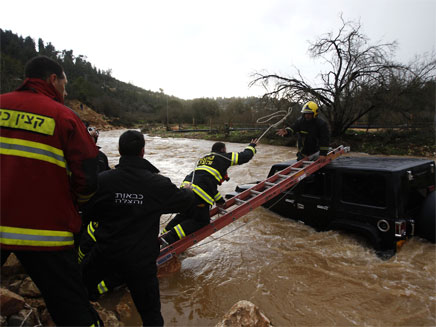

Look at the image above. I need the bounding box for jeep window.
[341,172,386,207]
[402,170,432,214]
[301,172,331,199]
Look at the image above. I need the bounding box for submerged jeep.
[227,156,435,257]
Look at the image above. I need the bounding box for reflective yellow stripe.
[97,280,109,294]
[214,192,222,201]
[0,108,56,135]
[174,224,186,240]
[320,146,329,150]
[230,152,239,166]
[245,146,256,155]
[191,183,215,205]
[300,131,309,134]
[0,226,74,247]
[195,165,223,182]
[87,223,96,242]
[78,247,85,263]
[76,191,96,204]
[0,136,66,168]
[181,181,215,205]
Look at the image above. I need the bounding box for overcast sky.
[2,0,435,99]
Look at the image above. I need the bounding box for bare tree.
[250,15,407,136]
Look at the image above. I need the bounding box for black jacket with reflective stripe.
[286,117,330,156]
[184,143,256,205]
[82,156,195,265]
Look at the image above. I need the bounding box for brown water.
[98,129,436,327]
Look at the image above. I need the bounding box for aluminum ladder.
[157,145,349,266]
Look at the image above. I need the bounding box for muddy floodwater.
[97,129,436,326]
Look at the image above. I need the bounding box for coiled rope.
[255,107,293,142]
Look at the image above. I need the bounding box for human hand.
[276,129,288,137]
[250,138,259,146]
[181,182,193,190]
[217,201,226,209]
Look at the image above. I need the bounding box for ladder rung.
[302,161,315,165]
[291,167,303,171]
[235,198,246,205]
[250,190,262,195]
[265,181,275,187]
[218,207,228,214]
[278,174,289,178]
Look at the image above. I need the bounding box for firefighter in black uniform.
[277,101,330,161]
[77,126,116,300]
[88,126,110,172]
[81,130,195,326]
[161,139,258,245]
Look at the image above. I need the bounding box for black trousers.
[82,249,163,327]
[164,199,210,244]
[1,249,101,326]
[78,227,124,298]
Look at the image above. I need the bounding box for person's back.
[1,80,97,242]
[161,139,257,245]
[186,140,257,205]
[0,56,101,326]
[82,130,195,326]
[87,155,190,261]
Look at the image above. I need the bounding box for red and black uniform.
[162,142,257,243]
[81,155,195,326]
[285,116,330,160]
[0,78,101,326]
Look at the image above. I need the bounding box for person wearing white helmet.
[276,101,330,161]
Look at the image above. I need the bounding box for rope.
[255,107,293,142]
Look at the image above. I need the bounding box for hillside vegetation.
[1,28,434,157]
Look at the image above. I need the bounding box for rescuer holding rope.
[276,101,330,161]
[161,139,258,246]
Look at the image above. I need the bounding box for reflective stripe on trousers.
[97,280,109,294]
[174,224,186,240]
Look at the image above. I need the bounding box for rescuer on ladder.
[276,101,330,161]
[161,139,258,246]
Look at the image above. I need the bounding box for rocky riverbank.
[1,254,272,326]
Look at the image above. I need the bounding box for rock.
[24,297,46,312]
[0,288,25,316]
[7,308,38,327]
[92,302,123,326]
[0,254,25,279]
[216,300,272,327]
[17,277,40,298]
[40,308,55,326]
[115,303,132,321]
